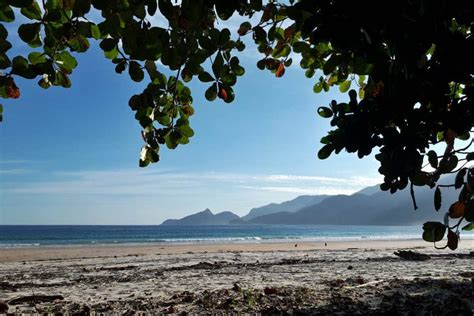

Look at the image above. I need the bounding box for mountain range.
[161,176,458,226]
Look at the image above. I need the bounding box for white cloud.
[5,169,381,196]
[0,168,30,175]
[2,168,382,223]
[239,185,356,195]
[0,159,30,164]
[261,174,381,186]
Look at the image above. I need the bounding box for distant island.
[161,209,239,226]
[161,176,457,226]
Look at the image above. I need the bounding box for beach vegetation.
[0,0,473,248]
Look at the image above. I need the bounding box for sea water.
[1,224,472,248]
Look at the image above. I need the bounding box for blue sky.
[0,18,382,224]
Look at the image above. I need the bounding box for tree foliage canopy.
[1,0,473,248]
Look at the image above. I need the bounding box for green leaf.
[28,51,46,64]
[456,132,470,141]
[339,80,351,93]
[18,23,40,44]
[149,148,160,163]
[465,201,474,222]
[434,186,441,211]
[11,56,35,79]
[38,77,52,89]
[427,150,438,168]
[358,88,365,99]
[422,222,446,242]
[411,171,428,186]
[129,61,144,82]
[20,1,42,20]
[139,159,149,167]
[181,68,192,82]
[230,57,244,76]
[114,61,126,74]
[73,0,91,16]
[54,70,71,88]
[218,85,235,103]
[8,0,33,8]
[438,155,458,173]
[466,152,474,161]
[458,184,470,202]
[198,71,214,83]
[461,223,474,231]
[323,54,341,75]
[0,25,7,41]
[219,28,231,45]
[313,82,323,93]
[0,54,12,69]
[68,35,89,52]
[318,144,333,160]
[317,106,333,118]
[455,168,466,189]
[104,47,119,60]
[62,0,75,10]
[0,5,15,22]
[353,57,374,75]
[238,22,252,36]
[164,131,179,149]
[179,125,194,137]
[99,38,117,52]
[305,69,315,78]
[205,83,217,101]
[57,51,77,72]
[90,23,101,40]
[147,0,157,15]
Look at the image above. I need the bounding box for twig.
[449,216,465,231]
[437,184,457,188]
[410,182,418,210]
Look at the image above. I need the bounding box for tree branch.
[410,182,418,210]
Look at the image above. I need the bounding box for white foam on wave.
[0,243,41,248]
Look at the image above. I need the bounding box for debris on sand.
[394,250,430,261]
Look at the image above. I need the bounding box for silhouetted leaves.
[447,229,458,250]
[129,61,144,82]
[318,144,333,160]
[434,187,442,211]
[455,168,467,189]
[422,222,446,242]
[427,151,438,169]
[317,107,333,118]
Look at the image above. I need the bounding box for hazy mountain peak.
[161,208,238,226]
[241,194,330,221]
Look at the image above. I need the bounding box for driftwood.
[98,265,138,271]
[8,295,64,305]
[394,250,430,261]
[344,280,385,289]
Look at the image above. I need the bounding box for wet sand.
[0,239,436,262]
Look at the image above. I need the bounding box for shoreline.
[1,238,472,263]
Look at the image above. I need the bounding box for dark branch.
[410,182,418,210]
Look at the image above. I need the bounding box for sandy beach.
[1,239,473,314]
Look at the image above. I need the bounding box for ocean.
[3,224,473,248]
